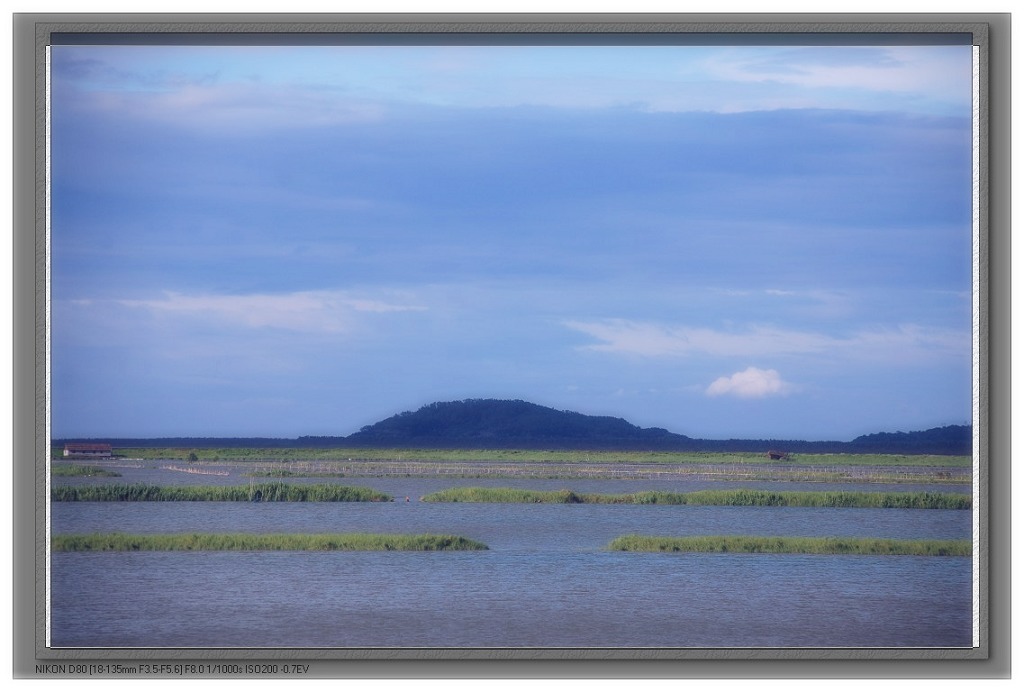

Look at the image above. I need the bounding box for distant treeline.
[55,399,972,456]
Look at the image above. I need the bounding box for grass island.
[419,487,971,509]
[607,535,972,556]
[51,532,488,552]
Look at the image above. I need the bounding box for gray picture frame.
[13,11,1011,679]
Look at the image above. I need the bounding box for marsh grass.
[51,532,488,551]
[97,447,971,467]
[50,482,391,502]
[419,487,971,509]
[606,535,972,556]
[50,464,121,478]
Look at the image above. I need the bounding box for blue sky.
[48,41,975,440]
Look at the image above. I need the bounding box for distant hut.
[765,450,790,461]
[63,442,112,459]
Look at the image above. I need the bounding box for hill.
[341,399,971,455]
[844,425,973,455]
[343,399,691,450]
[55,398,972,455]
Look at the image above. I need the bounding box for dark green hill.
[845,425,973,455]
[343,399,971,454]
[345,399,692,450]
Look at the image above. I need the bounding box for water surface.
[48,466,974,649]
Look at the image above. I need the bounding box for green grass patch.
[95,447,971,467]
[51,532,488,552]
[50,464,122,478]
[606,535,972,556]
[51,482,391,502]
[419,487,971,509]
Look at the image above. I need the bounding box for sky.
[47,39,977,441]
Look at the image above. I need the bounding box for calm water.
[48,469,974,649]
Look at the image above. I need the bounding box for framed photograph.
[13,10,1010,679]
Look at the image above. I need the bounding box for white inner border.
[45,44,53,649]
[971,43,981,650]
[39,35,983,655]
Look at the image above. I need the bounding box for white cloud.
[563,319,969,364]
[564,319,829,358]
[118,290,426,333]
[58,44,972,131]
[77,81,387,133]
[700,46,973,109]
[706,367,793,399]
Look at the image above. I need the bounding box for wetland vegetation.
[53,447,970,485]
[420,487,972,509]
[606,534,972,556]
[50,464,122,478]
[88,446,971,466]
[51,532,488,551]
[51,482,392,503]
